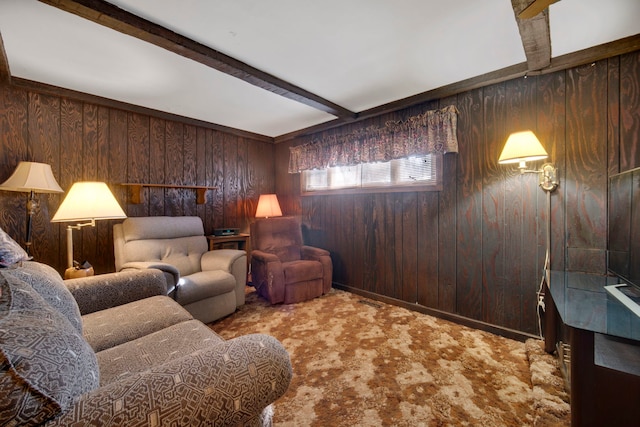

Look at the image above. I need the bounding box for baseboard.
[332,283,538,343]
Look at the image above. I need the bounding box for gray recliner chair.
[113,216,246,323]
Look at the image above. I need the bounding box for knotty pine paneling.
[0,84,274,275]
[277,49,640,335]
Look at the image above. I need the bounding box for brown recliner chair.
[250,217,332,304]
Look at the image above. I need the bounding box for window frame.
[300,153,443,196]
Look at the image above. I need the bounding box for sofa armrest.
[201,249,247,307]
[64,269,167,315]
[200,249,245,272]
[121,261,180,297]
[45,334,292,427]
[250,250,285,304]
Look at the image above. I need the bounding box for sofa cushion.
[283,259,323,284]
[123,236,207,277]
[82,295,193,352]
[0,226,30,267]
[96,319,224,385]
[0,272,99,426]
[4,261,83,334]
[177,270,236,306]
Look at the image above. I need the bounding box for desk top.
[549,270,640,341]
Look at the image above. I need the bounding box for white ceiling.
[0,0,639,138]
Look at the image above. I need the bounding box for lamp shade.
[52,182,126,223]
[0,161,63,193]
[498,131,548,165]
[255,194,282,218]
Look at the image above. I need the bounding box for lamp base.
[64,266,94,280]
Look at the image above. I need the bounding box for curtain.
[288,105,458,173]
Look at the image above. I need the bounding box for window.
[301,154,442,195]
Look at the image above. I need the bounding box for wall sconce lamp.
[255,194,283,218]
[51,182,126,278]
[498,130,558,192]
[0,161,64,255]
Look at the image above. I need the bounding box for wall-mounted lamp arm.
[518,163,558,192]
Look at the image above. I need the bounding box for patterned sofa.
[0,261,292,426]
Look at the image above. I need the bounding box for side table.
[207,233,250,251]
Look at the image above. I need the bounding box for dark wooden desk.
[207,233,250,251]
[546,271,640,426]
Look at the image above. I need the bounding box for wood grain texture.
[208,130,225,230]
[164,120,183,216]
[564,62,608,273]
[149,116,166,217]
[0,82,273,275]
[620,51,640,171]
[182,124,197,217]
[0,84,28,250]
[28,92,61,267]
[437,97,458,313]
[455,88,484,321]
[280,51,640,334]
[223,133,238,228]
[95,105,112,272]
[481,82,507,328]
[127,112,150,218]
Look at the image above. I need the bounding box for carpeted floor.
[210,288,570,426]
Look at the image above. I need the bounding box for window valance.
[288,105,458,173]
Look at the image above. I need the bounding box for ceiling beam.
[518,0,559,19]
[511,0,551,71]
[0,30,11,85]
[38,0,357,120]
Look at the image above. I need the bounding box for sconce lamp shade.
[498,131,548,166]
[255,194,283,218]
[0,161,63,193]
[52,182,126,223]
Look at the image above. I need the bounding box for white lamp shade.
[498,131,548,164]
[255,194,283,218]
[0,161,63,193]
[52,182,126,222]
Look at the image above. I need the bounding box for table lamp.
[0,161,64,255]
[255,194,283,218]
[51,181,126,278]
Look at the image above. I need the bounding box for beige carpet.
[210,288,570,426]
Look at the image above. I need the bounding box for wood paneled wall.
[276,50,640,335]
[0,83,274,275]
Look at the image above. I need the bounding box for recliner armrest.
[45,334,292,427]
[250,249,280,263]
[201,249,247,307]
[121,261,180,297]
[250,250,285,303]
[301,245,330,260]
[301,246,333,295]
[64,269,167,315]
